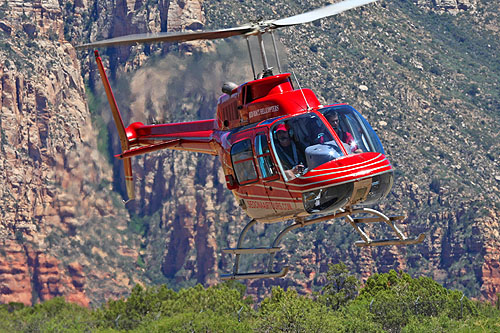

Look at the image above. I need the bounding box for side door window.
[231,139,258,185]
[255,134,279,181]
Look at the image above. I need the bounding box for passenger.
[326,112,362,154]
[274,123,306,179]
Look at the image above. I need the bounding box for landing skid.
[346,208,426,247]
[221,208,425,280]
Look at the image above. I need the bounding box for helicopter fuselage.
[117,71,393,224]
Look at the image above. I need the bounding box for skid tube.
[221,207,425,280]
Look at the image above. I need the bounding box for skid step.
[353,215,405,223]
[222,247,281,255]
[355,233,425,247]
[221,267,289,281]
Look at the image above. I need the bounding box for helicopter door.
[255,133,296,217]
[231,137,275,219]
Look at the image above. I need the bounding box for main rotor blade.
[76,0,377,49]
[76,25,254,49]
[271,0,378,27]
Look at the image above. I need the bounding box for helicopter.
[77,0,425,280]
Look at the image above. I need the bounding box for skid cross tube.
[221,217,289,281]
[265,210,351,272]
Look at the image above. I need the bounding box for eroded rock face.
[0,241,88,307]
[0,0,217,307]
[0,0,140,306]
[480,210,500,300]
[0,241,32,305]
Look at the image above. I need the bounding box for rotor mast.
[247,26,281,79]
[257,32,273,77]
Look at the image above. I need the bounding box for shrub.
[257,286,343,332]
[95,283,253,330]
[358,270,478,332]
[0,297,94,332]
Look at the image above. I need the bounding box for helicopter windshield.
[271,113,345,180]
[320,105,385,155]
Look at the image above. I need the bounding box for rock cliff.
[0,240,88,306]
[0,0,498,306]
[0,0,146,306]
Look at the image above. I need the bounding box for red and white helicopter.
[78,0,424,280]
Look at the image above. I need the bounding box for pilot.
[326,112,362,154]
[274,123,306,179]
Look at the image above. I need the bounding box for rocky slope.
[416,0,477,13]
[0,0,146,306]
[0,0,498,306]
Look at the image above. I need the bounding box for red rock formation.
[0,0,139,306]
[65,262,89,308]
[480,209,500,303]
[0,241,32,306]
[0,241,89,307]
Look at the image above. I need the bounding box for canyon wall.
[0,0,498,306]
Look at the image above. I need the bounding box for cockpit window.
[320,105,384,154]
[271,113,345,179]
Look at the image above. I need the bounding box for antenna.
[292,71,311,110]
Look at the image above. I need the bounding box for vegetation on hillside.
[1,266,499,332]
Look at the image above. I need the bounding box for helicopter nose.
[300,152,393,213]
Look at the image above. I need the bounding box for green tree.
[95,283,253,330]
[136,310,252,332]
[0,297,95,332]
[320,261,360,310]
[341,299,384,333]
[358,270,478,332]
[94,284,177,330]
[257,286,343,332]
